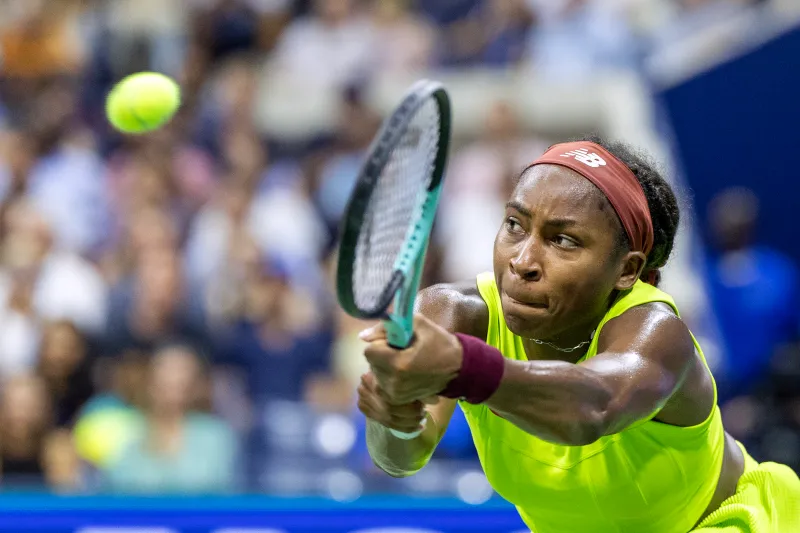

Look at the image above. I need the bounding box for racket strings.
[352,98,441,311]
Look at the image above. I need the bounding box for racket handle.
[388,417,427,440]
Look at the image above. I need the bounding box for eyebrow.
[505,201,579,228]
[505,201,532,218]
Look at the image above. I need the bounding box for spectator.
[186,180,254,293]
[369,0,435,74]
[100,205,181,286]
[706,187,800,402]
[189,0,276,66]
[440,0,534,67]
[233,129,327,265]
[187,126,326,292]
[0,374,53,485]
[0,129,37,212]
[213,256,335,405]
[192,54,261,159]
[0,264,40,380]
[0,200,107,380]
[72,350,150,469]
[104,344,238,493]
[523,0,640,81]
[101,0,189,78]
[26,124,112,256]
[0,0,85,124]
[311,84,380,239]
[36,320,96,428]
[416,0,481,27]
[104,246,207,356]
[41,428,82,493]
[105,124,217,244]
[271,0,376,90]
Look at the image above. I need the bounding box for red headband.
[529,141,654,256]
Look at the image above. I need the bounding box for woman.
[104,344,237,493]
[357,136,800,532]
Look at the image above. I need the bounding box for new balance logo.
[560,148,607,168]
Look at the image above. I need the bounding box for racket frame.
[336,80,452,440]
[336,80,451,334]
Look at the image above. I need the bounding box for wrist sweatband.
[439,333,505,404]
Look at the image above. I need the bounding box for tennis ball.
[73,407,141,467]
[106,72,181,134]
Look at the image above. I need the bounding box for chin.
[502,309,553,339]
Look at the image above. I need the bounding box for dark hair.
[516,135,680,285]
[579,135,680,285]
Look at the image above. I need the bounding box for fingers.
[359,322,387,342]
[357,379,426,433]
[357,399,425,433]
[363,334,405,363]
[360,371,377,390]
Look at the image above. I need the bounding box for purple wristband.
[439,333,506,404]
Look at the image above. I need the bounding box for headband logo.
[560,148,607,168]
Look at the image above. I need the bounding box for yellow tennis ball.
[106,72,181,134]
[73,408,141,467]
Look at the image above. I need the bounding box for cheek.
[548,256,616,314]
[492,235,512,286]
[492,234,503,272]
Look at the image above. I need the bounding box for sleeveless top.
[459,272,726,533]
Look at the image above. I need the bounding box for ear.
[614,251,647,291]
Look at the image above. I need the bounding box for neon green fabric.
[691,442,800,532]
[460,272,727,533]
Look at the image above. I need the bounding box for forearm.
[484,359,613,445]
[365,412,440,477]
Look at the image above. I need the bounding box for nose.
[509,239,542,282]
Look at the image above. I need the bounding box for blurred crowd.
[0,0,795,498]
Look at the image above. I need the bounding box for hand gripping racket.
[336,80,451,439]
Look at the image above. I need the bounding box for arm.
[484,303,703,445]
[366,283,487,477]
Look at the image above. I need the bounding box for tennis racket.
[336,79,452,439]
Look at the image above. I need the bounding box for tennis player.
[357,136,800,532]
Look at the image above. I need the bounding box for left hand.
[360,313,463,405]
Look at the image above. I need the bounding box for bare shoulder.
[415,281,489,339]
[598,301,695,368]
[599,302,715,426]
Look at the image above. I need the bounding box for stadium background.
[0,0,797,531]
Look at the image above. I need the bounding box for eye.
[553,234,579,249]
[504,217,524,234]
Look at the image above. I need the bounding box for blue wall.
[658,24,800,265]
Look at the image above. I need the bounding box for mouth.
[503,291,548,310]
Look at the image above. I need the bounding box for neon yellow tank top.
[459,272,725,533]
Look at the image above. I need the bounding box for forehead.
[511,164,612,220]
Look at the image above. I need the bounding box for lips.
[503,291,548,309]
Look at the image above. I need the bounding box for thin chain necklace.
[529,330,595,353]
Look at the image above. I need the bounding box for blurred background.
[0,0,798,531]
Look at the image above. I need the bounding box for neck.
[517,289,619,362]
[149,410,183,427]
[520,315,603,363]
[147,413,184,454]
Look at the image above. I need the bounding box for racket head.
[336,80,451,320]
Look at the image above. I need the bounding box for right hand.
[357,371,427,434]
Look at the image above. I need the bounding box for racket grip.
[388,417,427,440]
